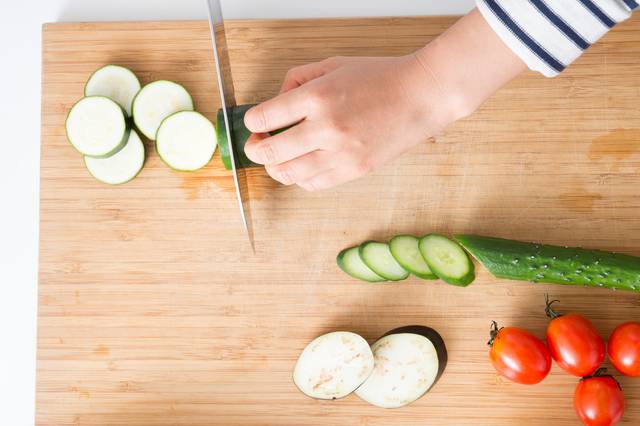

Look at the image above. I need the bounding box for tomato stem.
[580,368,623,390]
[544,293,562,320]
[487,321,503,347]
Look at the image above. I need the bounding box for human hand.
[244,9,526,191]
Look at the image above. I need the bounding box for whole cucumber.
[455,235,640,292]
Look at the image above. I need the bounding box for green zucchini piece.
[359,241,410,281]
[217,104,289,170]
[389,235,438,280]
[156,111,217,172]
[84,129,145,185]
[84,65,141,117]
[455,235,640,292]
[337,246,386,283]
[132,80,194,141]
[66,96,129,158]
[419,234,475,286]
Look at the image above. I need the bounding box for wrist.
[411,8,526,131]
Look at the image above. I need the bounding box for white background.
[0,1,474,424]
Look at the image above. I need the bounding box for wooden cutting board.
[38,17,640,426]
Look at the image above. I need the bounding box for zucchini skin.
[217,104,289,170]
[455,235,640,292]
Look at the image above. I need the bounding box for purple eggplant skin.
[380,325,448,390]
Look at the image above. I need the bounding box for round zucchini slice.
[65,96,128,158]
[84,65,141,117]
[156,111,217,172]
[84,129,145,185]
[132,80,194,140]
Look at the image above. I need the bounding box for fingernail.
[244,107,263,132]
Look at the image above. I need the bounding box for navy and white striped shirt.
[477,0,638,76]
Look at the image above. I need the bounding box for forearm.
[414,8,527,124]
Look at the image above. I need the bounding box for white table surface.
[0,1,473,424]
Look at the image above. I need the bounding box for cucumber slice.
[84,65,141,117]
[84,129,145,185]
[419,234,475,286]
[359,242,410,281]
[337,247,386,283]
[65,96,128,158]
[132,80,194,140]
[455,235,640,292]
[389,235,437,280]
[156,111,217,172]
[293,331,374,400]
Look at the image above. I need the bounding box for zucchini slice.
[84,65,141,117]
[132,80,194,140]
[359,242,409,281]
[389,235,437,280]
[65,96,128,158]
[156,111,217,172]
[337,247,386,283]
[355,326,447,409]
[455,235,640,292]
[293,331,374,400]
[419,234,475,286]
[84,129,145,185]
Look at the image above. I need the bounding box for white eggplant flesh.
[293,331,374,400]
[355,326,447,408]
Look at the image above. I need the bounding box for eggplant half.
[293,331,374,400]
[355,326,448,408]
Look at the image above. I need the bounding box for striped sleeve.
[477,0,638,77]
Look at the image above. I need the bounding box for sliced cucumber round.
[84,65,141,117]
[132,80,194,140]
[389,235,437,280]
[84,129,145,185]
[65,96,128,158]
[359,241,409,281]
[293,331,374,400]
[337,247,386,283]
[156,111,217,172]
[419,234,475,286]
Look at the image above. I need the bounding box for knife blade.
[205,0,255,252]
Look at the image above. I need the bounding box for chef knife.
[205,0,255,252]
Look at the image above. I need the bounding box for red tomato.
[545,298,605,377]
[608,321,640,377]
[488,321,551,385]
[574,372,624,426]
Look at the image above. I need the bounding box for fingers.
[279,57,344,94]
[265,151,334,186]
[298,169,352,192]
[244,122,323,166]
[244,87,310,133]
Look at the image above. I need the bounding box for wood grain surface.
[38,17,640,426]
